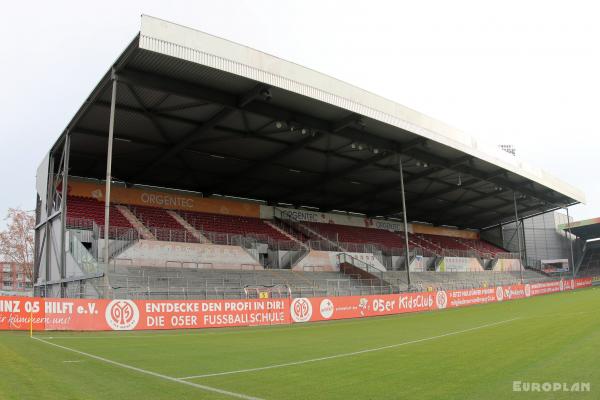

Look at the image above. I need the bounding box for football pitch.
[1,288,599,400]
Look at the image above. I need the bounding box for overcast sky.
[1,0,598,224]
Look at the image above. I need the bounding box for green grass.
[1,288,599,400]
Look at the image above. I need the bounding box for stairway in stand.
[115,205,155,240]
[264,220,306,247]
[167,210,210,243]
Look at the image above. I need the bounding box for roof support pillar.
[399,156,411,289]
[103,77,118,289]
[565,206,576,280]
[513,191,524,284]
[44,154,55,293]
[60,133,70,297]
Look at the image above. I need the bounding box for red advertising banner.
[1,298,290,331]
[0,278,593,331]
[289,278,593,324]
[290,291,438,324]
[0,297,46,331]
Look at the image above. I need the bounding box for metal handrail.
[66,217,522,261]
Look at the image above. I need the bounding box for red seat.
[305,222,406,249]
[66,196,132,228]
[180,211,289,241]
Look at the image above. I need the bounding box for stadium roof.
[48,15,585,230]
[559,217,600,240]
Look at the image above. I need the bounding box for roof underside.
[53,27,581,230]
[561,218,600,240]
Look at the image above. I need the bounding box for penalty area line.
[31,336,264,400]
[180,317,520,380]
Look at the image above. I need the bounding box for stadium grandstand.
[559,217,600,279]
[33,15,586,300]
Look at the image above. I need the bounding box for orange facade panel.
[412,224,479,240]
[66,179,260,218]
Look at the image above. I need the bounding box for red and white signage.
[0,278,592,331]
[0,298,290,331]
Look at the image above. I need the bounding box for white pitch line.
[31,336,263,400]
[180,317,520,380]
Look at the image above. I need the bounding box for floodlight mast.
[399,156,411,290]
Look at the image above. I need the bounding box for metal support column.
[521,217,528,265]
[103,78,118,275]
[60,133,71,296]
[513,192,524,284]
[399,156,411,289]
[565,206,576,280]
[44,154,55,292]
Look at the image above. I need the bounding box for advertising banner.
[272,206,411,232]
[290,278,592,324]
[411,224,479,240]
[66,179,260,218]
[1,278,592,331]
[270,206,478,239]
[290,291,438,324]
[1,298,290,331]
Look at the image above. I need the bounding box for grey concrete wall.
[502,211,579,266]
